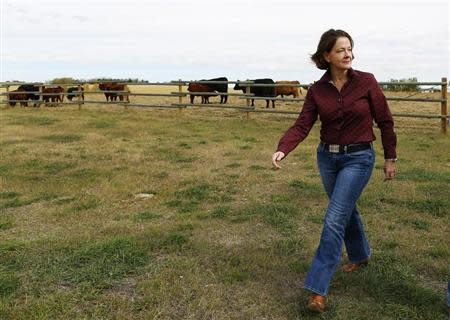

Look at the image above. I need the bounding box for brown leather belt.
[321,142,372,154]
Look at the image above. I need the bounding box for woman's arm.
[276,88,319,157]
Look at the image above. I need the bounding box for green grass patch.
[0,269,20,297]
[0,219,14,231]
[225,162,241,168]
[288,179,322,197]
[271,194,291,203]
[385,198,449,217]
[409,219,430,231]
[177,142,192,149]
[272,236,304,257]
[397,168,450,183]
[71,196,100,212]
[217,255,253,284]
[427,244,450,259]
[209,206,230,218]
[379,239,399,250]
[0,191,20,199]
[43,161,77,174]
[237,203,298,235]
[0,197,33,210]
[41,134,82,143]
[344,254,445,317]
[134,211,163,221]
[248,165,265,171]
[288,259,310,273]
[162,233,189,248]
[307,214,323,224]
[86,119,117,129]
[242,136,258,142]
[9,116,58,126]
[53,237,147,289]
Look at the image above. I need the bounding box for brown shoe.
[342,259,369,273]
[307,294,326,313]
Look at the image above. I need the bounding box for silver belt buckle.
[329,144,340,153]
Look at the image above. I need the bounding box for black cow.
[17,84,40,107]
[67,87,85,101]
[202,77,228,104]
[234,78,276,108]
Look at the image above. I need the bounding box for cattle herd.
[6,79,302,108]
[187,77,303,108]
[6,82,127,107]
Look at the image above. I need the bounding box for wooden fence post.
[124,84,130,111]
[38,85,43,108]
[77,84,82,110]
[5,85,10,108]
[441,77,448,134]
[178,79,183,113]
[245,85,251,120]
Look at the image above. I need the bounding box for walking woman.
[271,29,397,312]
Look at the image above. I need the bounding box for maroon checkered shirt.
[277,68,397,159]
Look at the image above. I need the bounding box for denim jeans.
[304,143,375,296]
[447,281,449,307]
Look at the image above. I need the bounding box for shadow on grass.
[331,254,447,319]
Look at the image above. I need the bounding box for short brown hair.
[311,29,354,70]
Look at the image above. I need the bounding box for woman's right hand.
[272,151,285,169]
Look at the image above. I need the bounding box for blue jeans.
[447,281,449,307]
[304,144,375,296]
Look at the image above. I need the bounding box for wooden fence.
[1,78,448,133]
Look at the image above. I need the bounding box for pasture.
[0,86,449,319]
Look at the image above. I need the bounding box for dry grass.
[0,87,449,319]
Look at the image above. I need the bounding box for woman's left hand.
[384,160,396,181]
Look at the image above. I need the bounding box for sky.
[1,0,449,83]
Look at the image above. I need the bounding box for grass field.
[0,86,449,319]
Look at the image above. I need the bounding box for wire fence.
[1,78,448,133]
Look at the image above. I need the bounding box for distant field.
[0,89,449,319]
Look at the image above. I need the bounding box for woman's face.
[323,37,353,71]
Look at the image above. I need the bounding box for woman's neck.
[330,68,349,83]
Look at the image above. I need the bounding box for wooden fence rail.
[1,78,448,133]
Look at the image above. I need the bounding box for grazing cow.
[98,82,129,102]
[202,77,228,104]
[7,90,28,107]
[67,86,85,101]
[234,78,276,108]
[42,86,64,106]
[275,80,302,98]
[17,84,40,107]
[187,83,217,104]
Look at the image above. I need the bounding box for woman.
[271,29,397,312]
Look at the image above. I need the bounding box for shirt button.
[338,98,341,102]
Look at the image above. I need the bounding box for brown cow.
[187,83,217,104]
[42,86,64,106]
[7,90,28,107]
[98,82,129,102]
[275,80,302,98]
